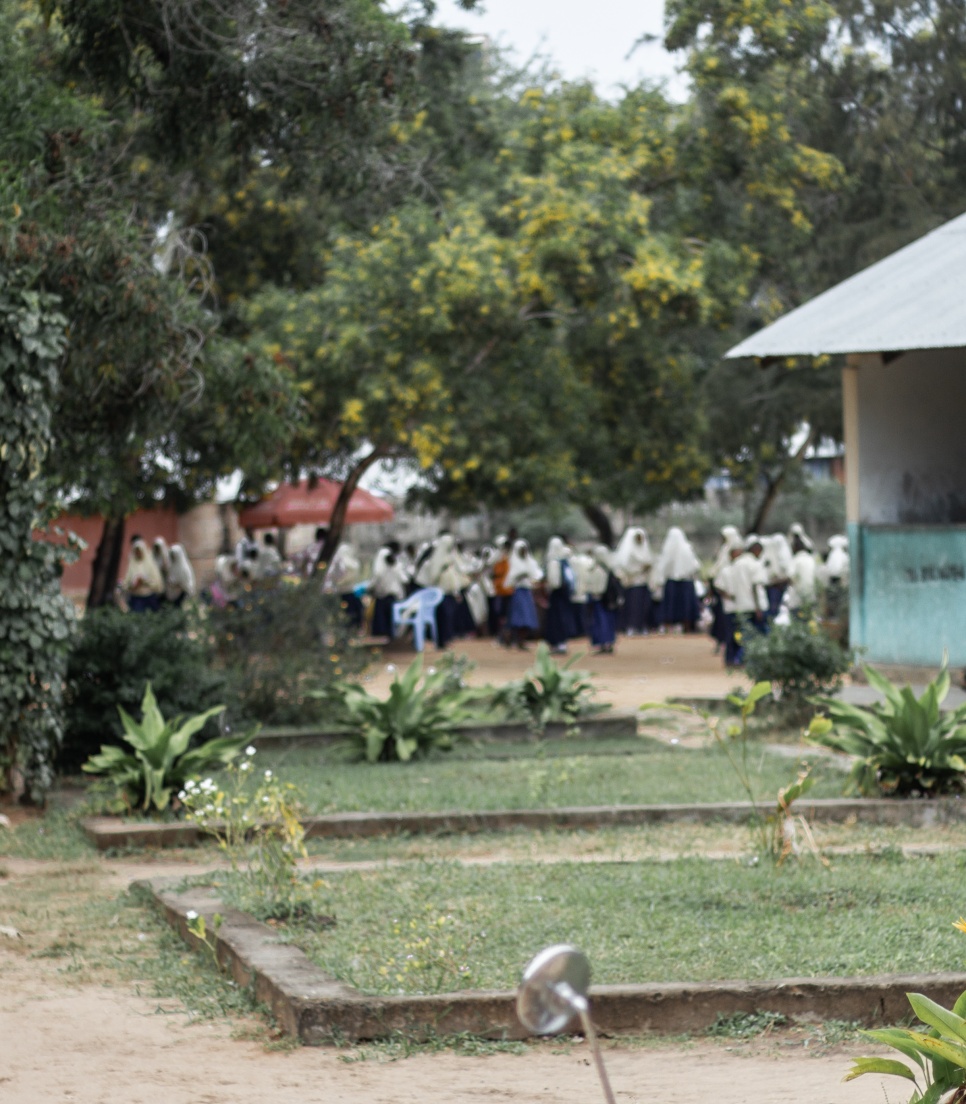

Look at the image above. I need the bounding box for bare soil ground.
[369,631,751,712]
[0,636,896,1104]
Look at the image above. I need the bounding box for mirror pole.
[574,999,616,1104]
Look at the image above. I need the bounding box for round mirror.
[516,944,592,1035]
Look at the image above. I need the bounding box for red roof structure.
[236,478,394,529]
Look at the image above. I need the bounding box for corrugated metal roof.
[726,210,966,359]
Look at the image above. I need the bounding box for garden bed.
[145,873,966,1044]
[252,710,637,749]
[83,794,966,850]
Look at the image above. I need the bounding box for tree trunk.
[749,427,816,535]
[582,503,615,548]
[87,515,126,608]
[315,447,386,575]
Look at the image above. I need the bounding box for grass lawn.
[254,736,849,814]
[281,851,966,996]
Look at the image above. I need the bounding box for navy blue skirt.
[371,594,395,638]
[508,588,540,631]
[621,584,652,633]
[544,588,576,646]
[590,600,616,647]
[660,579,700,626]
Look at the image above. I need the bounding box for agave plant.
[322,656,479,763]
[83,683,239,813]
[809,665,966,796]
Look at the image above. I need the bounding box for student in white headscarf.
[326,542,364,629]
[709,525,744,649]
[152,537,171,592]
[370,540,407,639]
[257,532,283,578]
[166,544,196,607]
[587,545,620,654]
[122,535,165,613]
[505,539,543,649]
[543,536,577,654]
[655,527,701,631]
[821,534,850,621]
[788,522,815,553]
[413,532,461,647]
[761,533,793,620]
[613,527,653,636]
[785,529,818,612]
[569,546,595,639]
[714,535,768,666]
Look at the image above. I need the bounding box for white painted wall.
[856,348,966,524]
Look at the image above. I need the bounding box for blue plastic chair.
[391,587,444,651]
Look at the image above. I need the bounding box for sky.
[431,0,687,99]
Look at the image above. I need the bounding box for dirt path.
[370,633,750,712]
[1,943,893,1104]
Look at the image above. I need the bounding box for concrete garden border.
[251,710,638,750]
[83,795,966,851]
[144,878,966,1044]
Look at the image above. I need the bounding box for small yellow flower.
[953,917,966,934]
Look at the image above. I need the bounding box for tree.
[245,81,756,552]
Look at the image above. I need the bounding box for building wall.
[856,348,966,524]
[846,347,966,666]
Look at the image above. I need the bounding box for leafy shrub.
[209,577,369,726]
[492,643,603,733]
[809,665,966,796]
[844,931,966,1102]
[320,656,478,762]
[82,683,240,813]
[743,613,852,719]
[62,604,227,771]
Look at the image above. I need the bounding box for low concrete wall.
[144,880,966,1044]
[83,795,966,851]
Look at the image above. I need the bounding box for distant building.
[727,212,966,667]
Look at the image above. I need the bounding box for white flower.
[178,790,187,801]
[264,769,272,780]
[385,664,396,674]
[427,667,437,675]
[240,761,252,772]
[245,745,257,756]
[185,910,199,921]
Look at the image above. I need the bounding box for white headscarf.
[507,539,543,588]
[415,533,455,588]
[326,542,360,590]
[167,544,196,600]
[824,535,850,585]
[123,538,164,595]
[712,525,744,576]
[761,534,793,585]
[544,536,571,591]
[613,527,652,584]
[152,536,171,579]
[788,522,815,553]
[657,527,700,581]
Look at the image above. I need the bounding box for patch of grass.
[253,739,846,814]
[706,1010,788,1038]
[0,810,95,860]
[338,1030,529,1062]
[284,852,966,996]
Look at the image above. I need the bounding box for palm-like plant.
[325,656,479,763]
[809,665,966,796]
[83,683,238,812]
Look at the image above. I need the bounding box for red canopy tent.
[236,478,394,529]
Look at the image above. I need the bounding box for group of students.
[367,522,851,661]
[709,523,851,666]
[120,535,196,612]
